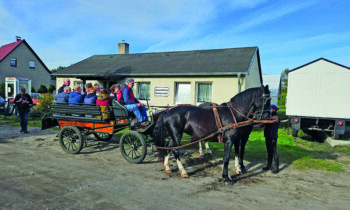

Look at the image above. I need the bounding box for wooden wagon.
[42,102,161,164]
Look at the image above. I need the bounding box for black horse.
[153,85,271,181]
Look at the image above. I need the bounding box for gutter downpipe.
[237,73,242,93]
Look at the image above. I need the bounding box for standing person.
[55,86,71,103]
[14,87,33,133]
[118,78,149,127]
[58,79,71,94]
[109,84,121,100]
[262,104,280,174]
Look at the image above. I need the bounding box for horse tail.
[153,111,168,162]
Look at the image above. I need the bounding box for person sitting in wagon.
[118,78,150,128]
[55,86,71,104]
[83,83,97,105]
[96,88,113,120]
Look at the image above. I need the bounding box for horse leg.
[199,141,204,158]
[233,140,242,175]
[168,126,188,178]
[222,139,234,182]
[172,149,188,178]
[239,136,248,173]
[164,152,172,174]
[205,141,212,156]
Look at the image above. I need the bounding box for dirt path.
[0,125,349,209]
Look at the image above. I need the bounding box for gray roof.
[54,47,260,78]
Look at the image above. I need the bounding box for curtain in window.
[175,83,191,104]
[138,83,150,100]
[197,83,212,102]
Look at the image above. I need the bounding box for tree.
[278,69,289,106]
[48,84,56,93]
[31,86,36,93]
[37,84,48,93]
[51,66,65,73]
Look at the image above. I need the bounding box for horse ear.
[264,85,269,93]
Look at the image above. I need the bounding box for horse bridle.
[254,93,271,120]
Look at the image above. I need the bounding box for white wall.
[287,59,350,119]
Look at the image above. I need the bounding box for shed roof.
[54,47,260,78]
[289,58,350,73]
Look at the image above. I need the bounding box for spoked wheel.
[59,126,84,154]
[93,132,113,141]
[120,131,147,164]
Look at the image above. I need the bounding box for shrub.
[48,84,56,93]
[0,82,5,98]
[31,86,36,93]
[37,84,48,93]
[297,129,308,138]
[35,93,54,114]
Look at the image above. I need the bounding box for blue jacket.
[121,86,139,105]
[58,84,68,94]
[68,91,84,105]
[84,93,97,104]
[55,92,69,103]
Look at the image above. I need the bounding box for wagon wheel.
[93,132,113,141]
[120,131,147,164]
[59,126,84,154]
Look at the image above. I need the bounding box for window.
[74,81,83,90]
[175,82,191,104]
[137,82,150,100]
[29,61,35,68]
[10,58,17,67]
[196,83,212,104]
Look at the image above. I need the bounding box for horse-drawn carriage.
[42,85,272,181]
[42,101,163,164]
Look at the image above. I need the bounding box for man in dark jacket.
[58,79,70,94]
[117,78,149,127]
[263,104,280,174]
[14,87,33,133]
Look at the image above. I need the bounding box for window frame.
[29,60,35,68]
[10,58,17,67]
[137,82,151,100]
[174,82,191,105]
[196,82,213,105]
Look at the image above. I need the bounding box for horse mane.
[225,87,263,108]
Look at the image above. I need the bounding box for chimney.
[118,40,129,54]
[16,36,21,42]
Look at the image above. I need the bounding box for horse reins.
[155,102,274,150]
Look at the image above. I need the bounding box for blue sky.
[0,0,349,75]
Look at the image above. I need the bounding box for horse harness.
[155,95,273,150]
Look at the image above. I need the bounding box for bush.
[48,84,56,93]
[37,84,48,93]
[31,86,36,93]
[297,130,308,138]
[35,93,54,114]
[0,82,5,98]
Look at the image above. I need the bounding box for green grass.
[0,115,42,127]
[192,128,349,172]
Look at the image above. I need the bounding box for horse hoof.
[181,173,189,178]
[165,169,172,174]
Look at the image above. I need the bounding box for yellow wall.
[134,76,239,106]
